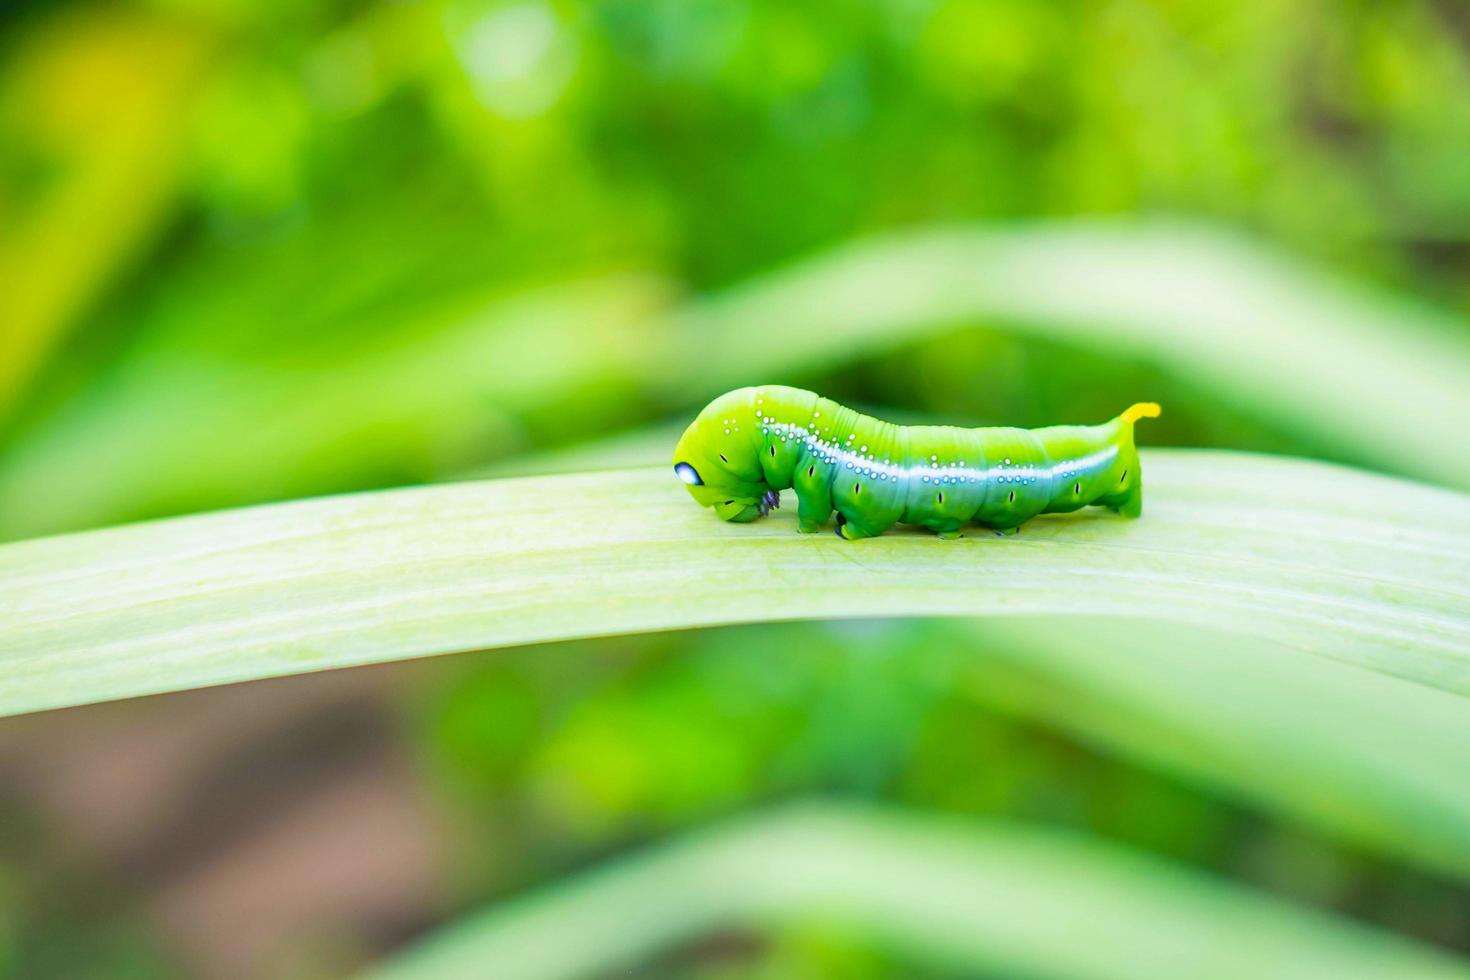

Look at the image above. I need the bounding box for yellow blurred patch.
[0,7,213,420]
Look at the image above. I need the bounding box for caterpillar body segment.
[673,386,1160,540]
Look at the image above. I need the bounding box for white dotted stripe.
[758,419,1118,488]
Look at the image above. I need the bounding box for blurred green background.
[2,0,1469,976]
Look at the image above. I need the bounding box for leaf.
[657,223,1470,488]
[953,617,1470,879]
[363,803,1470,980]
[8,222,1470,540]
[2,451,1466,718]
[0,275,671,540]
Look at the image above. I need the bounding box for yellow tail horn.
[1121,402,1161,424]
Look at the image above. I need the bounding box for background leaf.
[7,222,1470,541]
[658,223,1470,488]
[367,803,1470,980]
[954,617,1470,880]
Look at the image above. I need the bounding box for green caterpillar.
[673,385,1160,540]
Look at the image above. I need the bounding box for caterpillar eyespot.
[673,386,1159,540]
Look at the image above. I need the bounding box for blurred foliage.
[366,803,1470,980]
[1,0,1469,976]
[405,623,1470,975]
[5,0,1470,507]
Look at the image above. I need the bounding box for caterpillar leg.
[833,512,880,540]
[992,526,1019,537]
[794,484,832,533]
[920,519,965,540]
[714,490,777,523]
[1105,478,1143,518]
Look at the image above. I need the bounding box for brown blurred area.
[0,665,447,978]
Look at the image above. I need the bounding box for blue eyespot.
[674,462,703,486]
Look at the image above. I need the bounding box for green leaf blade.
[365,803,1470,980]
[2,450,1467,718]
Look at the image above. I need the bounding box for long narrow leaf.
[2,451,1466,717]
[7,223,1470,541]
[954,618,1470,879]
[364,803,1470,980]
[660,223,1470,488]
[0,276,670,540]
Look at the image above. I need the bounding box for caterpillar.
[672,385,1160,540]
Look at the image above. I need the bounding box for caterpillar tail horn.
[1121,402,1161,424]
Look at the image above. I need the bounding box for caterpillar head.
[673,422,771,522]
